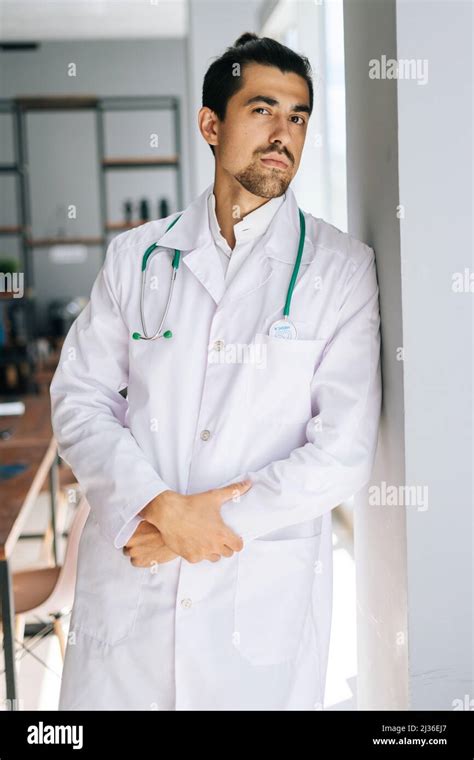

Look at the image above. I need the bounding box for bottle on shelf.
[139,199,150,222]
[123,200,133,225]
[159,198,169,219]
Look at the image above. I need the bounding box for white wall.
[345,0,473,710]
[396,0,473,710]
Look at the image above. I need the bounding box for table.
[0,394,59,710]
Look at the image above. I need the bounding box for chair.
[1,495,90,675]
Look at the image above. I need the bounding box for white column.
[344,0,409,710]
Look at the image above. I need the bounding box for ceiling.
[0,0,187,41]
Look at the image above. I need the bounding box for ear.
[198,106,219,151]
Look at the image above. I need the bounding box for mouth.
[260,156,289,170]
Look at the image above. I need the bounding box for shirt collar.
[155,181,315,265]
[207,187,286,255]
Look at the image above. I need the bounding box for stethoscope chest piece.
[268,317,298,340]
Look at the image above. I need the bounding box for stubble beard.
[234,157,291,199]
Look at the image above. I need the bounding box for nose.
[268,114,292,151]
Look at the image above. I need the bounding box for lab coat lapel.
[156,183,225,305]
[155,183,313,310]
[217,186,314,311]
[182,240,226,305]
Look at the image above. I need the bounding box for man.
[50,32,381,711]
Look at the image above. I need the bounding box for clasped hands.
[122,480,252,567]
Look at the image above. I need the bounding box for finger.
[143,533,166,549]
[130,557,146,567]
[221,545,234,558]
[206,554,221,563]
[155,546,179,563]
[138,520,162,536]
[129,546,177,567]
[222,530,244,552]
[214,480,252,504]
[126,521,160,548]
[130,530,166,550]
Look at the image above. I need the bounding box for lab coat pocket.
[245,333,326,425]
[70,511,147,646]
[233,534,320,666]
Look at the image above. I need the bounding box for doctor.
[50,32,381,711]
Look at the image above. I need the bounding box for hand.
[140,480,252,564]
[123,520,180,568]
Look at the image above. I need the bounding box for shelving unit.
[0,94,183,347]
[96,95,182,271]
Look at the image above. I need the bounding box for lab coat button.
[213,340,225,351]
[180,598,192,609]
[200,429,211,441]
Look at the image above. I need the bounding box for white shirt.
[207,189,285,287]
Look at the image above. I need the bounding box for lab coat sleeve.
[49,236,172,550]
[220,246,382,541]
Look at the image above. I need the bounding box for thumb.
[216,479,252,504]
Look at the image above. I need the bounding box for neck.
[212,166,272,250]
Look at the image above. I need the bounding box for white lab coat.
[50,182,381,711]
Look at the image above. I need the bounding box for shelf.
[14,95,99,110]
[0,294,30,302]
[100,96,178,111]
[0,94,182,348]
[27,237,104,247]
[0,226,23,235]
[102,156,178,169]
[106,221,147,231]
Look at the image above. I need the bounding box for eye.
[252,107,271,115]
[290,115,306,126]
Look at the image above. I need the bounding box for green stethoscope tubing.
[132,206,306,341]
[284,208,305,317]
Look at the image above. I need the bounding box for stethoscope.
[132,206,306,342]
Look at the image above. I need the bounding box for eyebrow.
[244,95,311,115]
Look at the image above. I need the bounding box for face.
[200,63,311,198]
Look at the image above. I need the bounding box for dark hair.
[202,32,313,155]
